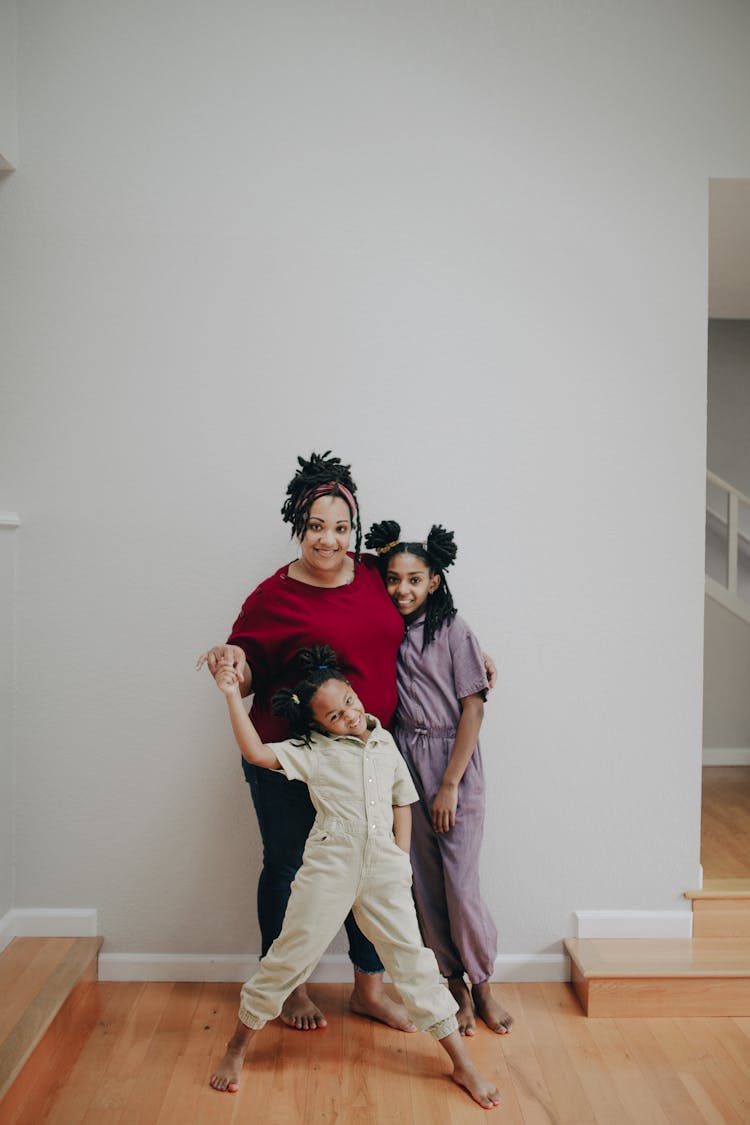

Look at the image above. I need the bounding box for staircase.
[0,937,103,1117]
[705,470,750,625]
[566,475,750,1018]
[565,877,750,1018]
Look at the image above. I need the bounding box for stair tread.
[565,937,750,978]
[0,936,102,1102]
[685,878,750,899]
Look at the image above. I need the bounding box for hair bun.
[270,687,299,722]
[424,524,457,570]
[296,643,340,675]
[364,520,401,553]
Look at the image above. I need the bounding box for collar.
[314,715,390,750]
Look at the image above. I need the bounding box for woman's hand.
[431,782,459,834]
[196,644,248,683]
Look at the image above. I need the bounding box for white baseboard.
[0,907,99,953]
[491,954,569,982]
[703,747,750,766]
[574,909,692,939]
[99,951,570,983]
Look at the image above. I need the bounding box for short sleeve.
[449,617,489,701]
[267,741,316,785]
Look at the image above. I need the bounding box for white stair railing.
[705,471,750,625]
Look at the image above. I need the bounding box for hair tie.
[291,693,300,705]
[376,539,400,555]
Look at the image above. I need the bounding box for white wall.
[0,524,17,921]
[0,0,18,169]
[5,0,750,963]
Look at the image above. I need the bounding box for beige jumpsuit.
[238,717,458,1039]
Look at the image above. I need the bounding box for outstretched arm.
[431,693,484,834]
[213,662,281,771]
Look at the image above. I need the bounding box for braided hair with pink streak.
[280,451,362,560]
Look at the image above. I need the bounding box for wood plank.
[614,1020,708,1125]
[108,983,200,1124]
[685,879,750,898]
[701,766,750,879]
[6,982,750,1122]
[77,981,174,1124]
[0,984,135,1125]
[0,939,77,1044]
[584,1017,672,1125]
[514,982,596,1123]
[0,982,105,1125]
[692,899,750,938]
[154,983,240,1125]
[540,982,632,1123]
[584,976,750,1018]
[489,983,558,1124]
[0,938,101,1103]
[646,1017,748,1125]
[565,937,750,978]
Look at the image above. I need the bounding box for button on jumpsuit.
[237,717,458,1039]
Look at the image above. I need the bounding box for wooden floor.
[701,766,750,879]
[2,980,750,1124]
[2,766,749,1123]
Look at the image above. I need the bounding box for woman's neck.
[287,554,355,588]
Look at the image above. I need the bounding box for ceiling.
[709,179,750,319]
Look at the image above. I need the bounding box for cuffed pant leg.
[438,797,497,984]
[351,845,457,1035]
[239,832,359,1027]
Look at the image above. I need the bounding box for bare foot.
[280,984,328,1030]
[472,982,513,1034]
[209,1025,252,1092]
[349,972,417,1032]
[448,977,477,1036]
[452,1061,502,1109]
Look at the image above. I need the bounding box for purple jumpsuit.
[394,612,498,985]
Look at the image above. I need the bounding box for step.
[564,937,750,1017]
[0,937,103,1108]
[685,879,750,938]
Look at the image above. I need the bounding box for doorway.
[702,178,750,881]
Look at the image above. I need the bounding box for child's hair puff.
[280,451,362,560]
[365,520,458,649]
[271,644,349,744]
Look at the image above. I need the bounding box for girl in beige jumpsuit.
[207,645,501,1110]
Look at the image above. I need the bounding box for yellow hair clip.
[376,540,399,555]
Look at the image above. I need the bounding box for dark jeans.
[242,758,384,973]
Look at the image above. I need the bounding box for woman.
[199,451,494,1033]
[199,451,412,1032]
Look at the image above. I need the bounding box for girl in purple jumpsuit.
[365,521,513,1038]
